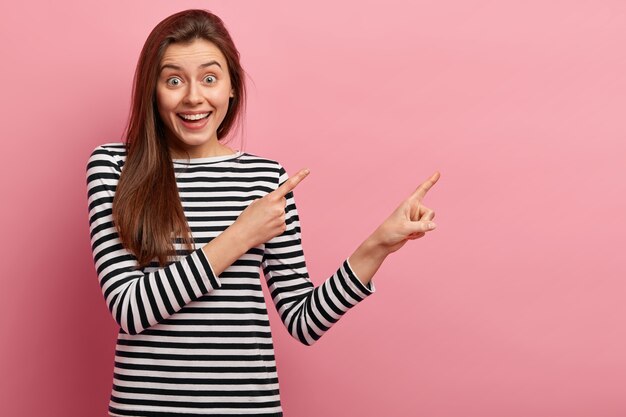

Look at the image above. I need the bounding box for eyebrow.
[159,60,222,73]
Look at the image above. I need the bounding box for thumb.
[408,220,437,234]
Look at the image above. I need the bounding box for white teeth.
[179,112,210,121]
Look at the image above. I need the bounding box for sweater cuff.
[193,246,221,292]
[342,257,376,297]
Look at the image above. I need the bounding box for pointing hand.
[371,171,440,254]
[234,168,311,248]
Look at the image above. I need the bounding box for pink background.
[1,1,625,416]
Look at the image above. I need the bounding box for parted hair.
[113,9,247,268]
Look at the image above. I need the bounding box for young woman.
[86,9,439,417]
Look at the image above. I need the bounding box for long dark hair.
[114,9,247,268]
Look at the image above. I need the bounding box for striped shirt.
[86,142,376,417]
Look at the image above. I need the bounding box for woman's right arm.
[87,145,308,335]
[86,145,249,335]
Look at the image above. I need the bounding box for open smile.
[177,112,212,130]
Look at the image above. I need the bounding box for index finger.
[410,171,440,201]
[271,168,310,199]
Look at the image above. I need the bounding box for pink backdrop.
[1,1,625,416]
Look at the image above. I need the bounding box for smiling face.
[156,38,235,158]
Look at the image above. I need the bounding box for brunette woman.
[86,9,439,417]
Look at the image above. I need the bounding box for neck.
[167,137,233,159]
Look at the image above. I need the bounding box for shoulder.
[236,152,292,187]
[237,152,286,174]
[86,142,127,175]
[236,151,278,165]
[88,142,127,159]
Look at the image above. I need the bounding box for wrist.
[223,222,252,253]
[347,235,389,287]
[365,231,392,258]
[360,233,391,260]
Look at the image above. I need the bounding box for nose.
[183,80,204,105]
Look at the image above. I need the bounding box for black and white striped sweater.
[86,142,375,417]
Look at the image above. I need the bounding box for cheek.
[211,89,232,110]
[206,82,231,102]
[155,89,176,121]
[156,86,175,107]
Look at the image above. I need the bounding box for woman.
[86,9,439,417]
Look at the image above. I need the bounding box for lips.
[177,111,212,121]
[177,111,212,130]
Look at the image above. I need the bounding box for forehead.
[160,38,228,68]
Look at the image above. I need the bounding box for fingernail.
[428,223,437,229]
[304,169,310,175]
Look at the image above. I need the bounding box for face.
[156,38,234,158]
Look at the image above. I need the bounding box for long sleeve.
[261,163,375,346]
[85,145,221,335]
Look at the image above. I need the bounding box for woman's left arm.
[261,166,439,346]
[348,171,440,287]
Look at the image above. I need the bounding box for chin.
[181,137,211,146]
[176,132,215,146]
